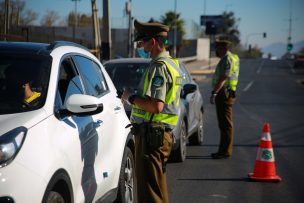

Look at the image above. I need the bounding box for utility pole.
[4,0,10,40]
[203,0,212,69]
[173,0,177,58]
[102,0,111,60]
[72,0,80,41]
[126,0,133,57]
[287,0,293,53]
[91,0,101,59]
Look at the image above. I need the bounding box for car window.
[74,55,108,97]
[57,57,84,105]
[104,62,148,90]
[0,53,51,114]
[179,63,191,84]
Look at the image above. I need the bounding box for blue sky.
[25,0,304,51]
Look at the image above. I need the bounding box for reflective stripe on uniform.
[25,91,41,104]
[227,52,240,91]
[213,51,240,91]
[131,56,182,126]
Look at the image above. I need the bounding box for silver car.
[104,58,204,162]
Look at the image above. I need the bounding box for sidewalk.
[183,57,219,74]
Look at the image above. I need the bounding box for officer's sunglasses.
[137,37,152,47]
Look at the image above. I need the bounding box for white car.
[0,41,136,203]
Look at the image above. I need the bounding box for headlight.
[0,127,27,168]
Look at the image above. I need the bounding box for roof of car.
[0,41,89,55]
[0,41,50,55]
[104,58,150,64]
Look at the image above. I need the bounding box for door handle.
[114,106,122,113]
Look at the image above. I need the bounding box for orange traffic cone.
[248,122,282,182]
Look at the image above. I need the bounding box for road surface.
[167,58,304,203]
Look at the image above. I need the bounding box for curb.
[190,69,215,74]
[189,61,218,74]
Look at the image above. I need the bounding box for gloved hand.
[210,92,217,104]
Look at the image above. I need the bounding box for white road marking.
[243,80,254,92]
[210,194,228,199]
[256,60,265,74]
[286,61,296,73]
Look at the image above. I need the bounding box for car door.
[180,63,198,132]
[72,55,125,200]
[54,56,99,202]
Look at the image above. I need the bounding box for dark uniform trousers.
[215,89,236,156]
[135,129,173,203]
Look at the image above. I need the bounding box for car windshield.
[104,62,148,91]
[0,53,52,114]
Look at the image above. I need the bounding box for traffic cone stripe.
[259,140,273,148]
[261,132,272,141]
[256,148,275,162]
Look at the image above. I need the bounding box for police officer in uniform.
[122,20,182,203]
[210,38,240,159]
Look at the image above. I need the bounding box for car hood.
[0,109,47,136]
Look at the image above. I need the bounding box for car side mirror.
[181,83,197,99]
[56,94,103,119]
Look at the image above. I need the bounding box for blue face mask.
[137,48,150,59]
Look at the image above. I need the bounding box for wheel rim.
[181,120,187,159]
[198,112,204,143]
[124,156,134,203]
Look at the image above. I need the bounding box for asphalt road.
[167,58,304,203]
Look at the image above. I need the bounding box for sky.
[25,0,304,52]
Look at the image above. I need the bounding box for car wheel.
[115,147,137,203]
[189,111,204,145]
[42,170,72,203]
[170,119,187,162]
[45,191,65,203]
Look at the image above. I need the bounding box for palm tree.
[217,11,240,45]
[160,11,185,38]
[160,11,185,56]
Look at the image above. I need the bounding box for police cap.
[134,19,169,41]
[215,35,232,46]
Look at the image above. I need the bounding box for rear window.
[0,53,52,114]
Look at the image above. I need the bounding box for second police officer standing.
[210,37,240,159]
[122,19,182,203]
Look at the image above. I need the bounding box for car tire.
[170,119,187,162]
[115,146,137,203]
[45,191,65,203]
[189,111,204,145]
[42,170,73,203]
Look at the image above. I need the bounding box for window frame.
[54,54,86,115]
[179,63,192,84]
[72,54,110,98]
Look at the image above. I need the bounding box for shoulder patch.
[152,76,164,87]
